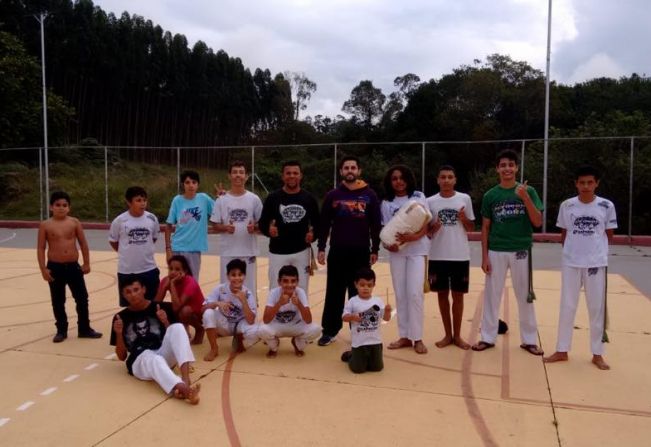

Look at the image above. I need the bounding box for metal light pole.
[35,12,50,211]
[542,0,552,232]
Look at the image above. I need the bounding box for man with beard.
[316,155,382,346]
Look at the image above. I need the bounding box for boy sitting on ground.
[341,267,392,373]
[258,265,321,358]
[110,278,200,404]
[202,259,258,361]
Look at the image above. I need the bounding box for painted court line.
[85,363,99,370]
[0,418,10,427]
[40,387,57,396]
[16,401,34,412]
[104,353,117,360]
[63,374,80,383]
[0,232,17,244]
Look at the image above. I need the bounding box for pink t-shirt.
[160,275,204,314]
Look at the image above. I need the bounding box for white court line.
[16,401,34,412]
[84,363,99,370]
[40,387,57,396]
[0,232,17,244]
[104,353,117,360]
[63,374,79,383]
[0,418,10,427]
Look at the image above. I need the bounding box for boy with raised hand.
[110,278,200,405]
[258,265,321,358]
[202,259,258,361]
[37,191,102,343]
[165,170,214,282]
[210,160,263,295]
[340,267,392,374]
[427,165,475,350]
[472,149,544,355]
[544,165,617,370]
[109,186,161,307]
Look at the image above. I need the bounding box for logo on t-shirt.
[125,317,162,353]
[275,310,297,324]
[280,204,306,223]
[492,201,526,223]
[180,207,202,224]
[334,198,368,218]
[438,208,459,226]
[221,302,244,323]
[127,227,151,245]
[357,306,380,333]
[572,215,599,236]
[229,208,249,223]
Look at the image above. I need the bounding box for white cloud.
[566,53,627,84]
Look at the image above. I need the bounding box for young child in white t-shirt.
[202,258,258,361]
[544,165,617,370]
[258,265,321,358]
[340,267,392,373]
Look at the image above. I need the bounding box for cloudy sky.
[93,0,650,118]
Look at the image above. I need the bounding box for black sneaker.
[53,333,67,343]
[78,328,103,339]
[340,350,352,362]
[317,334,335,346]
[498,319,509,335]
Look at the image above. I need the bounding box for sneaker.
[78,328,103,339]
[317,334,335,346]
[340,350,352,362]
[53,333,67,343]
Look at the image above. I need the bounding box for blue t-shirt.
[166,193,214,252]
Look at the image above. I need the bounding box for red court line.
[461,290,499,447]
[221,352,242,447]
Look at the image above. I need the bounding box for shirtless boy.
[37,191,102,342]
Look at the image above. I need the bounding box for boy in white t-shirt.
[202,259,258,361]
[109,186,161,307]
[544,166,617,370]
[258,265,321,358]
[211,160,263,295]
[340,268,392,373]
[427,166,475,350]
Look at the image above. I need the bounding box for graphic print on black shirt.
[280,204,306,223]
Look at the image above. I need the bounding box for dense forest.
[1,0,651,232]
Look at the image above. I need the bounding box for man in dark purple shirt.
[316,155,381,346]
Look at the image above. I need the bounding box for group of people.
[36,149,617,405]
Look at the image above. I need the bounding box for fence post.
[333,144,338,189]
[421,142,426,191]
[520,140,526,182]
[104,146,109,223]
[39,147,44,220]
[176,147,180,193]
[628,137,635,239]
[251,146,256,192]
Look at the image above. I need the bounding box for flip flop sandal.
[520,344,544,356]
[471,341,495,351]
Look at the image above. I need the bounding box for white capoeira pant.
[268,248,311,292]
[202,309,259,346]
[220,256,257,296]
[556,266,606,355]
[480,250,538,345]
[131,323,195,394]
[389,255,426,341]
[258,321,321,351]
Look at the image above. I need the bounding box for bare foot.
[543,351,568,363]
[414,340,428,354]
[203,348,219,361]
[387,338,413,350]
[453,337,471,350]
[266,349,277,358]
[232,333,245,353]
[172,383,201,405]
[592,355,610,370]
[291,337,305,357]
[435,336,453,348]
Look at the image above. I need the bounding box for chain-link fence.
[1,136,649,235]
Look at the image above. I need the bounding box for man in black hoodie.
[316,155,382,346]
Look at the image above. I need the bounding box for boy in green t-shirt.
[472,149,544,355]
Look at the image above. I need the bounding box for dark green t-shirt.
[481,183,543,251]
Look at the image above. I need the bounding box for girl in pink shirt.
[155,255,205,344]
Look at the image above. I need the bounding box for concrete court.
[0,230,650,446]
